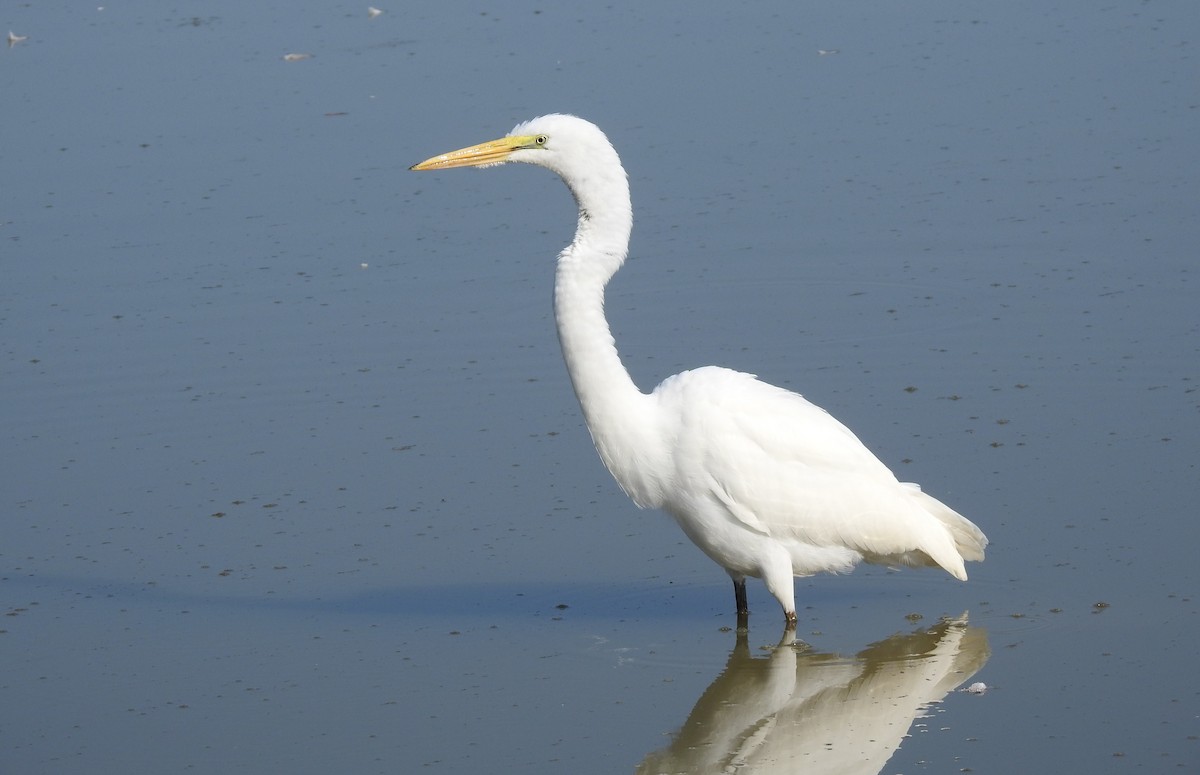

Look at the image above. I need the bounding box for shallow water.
[3,2,1198,772]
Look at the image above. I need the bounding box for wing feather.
[654,367,980,576]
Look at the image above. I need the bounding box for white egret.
[411,114,987,628]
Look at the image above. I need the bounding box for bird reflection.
[638,615,988,774]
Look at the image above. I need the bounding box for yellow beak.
[410,134,539,171]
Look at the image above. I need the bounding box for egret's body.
[412,114,987,627]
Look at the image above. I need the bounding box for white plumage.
[411,114,987,627]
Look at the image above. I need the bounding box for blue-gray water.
[3,2,1197,772]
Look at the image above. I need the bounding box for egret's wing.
[656,367,968,571]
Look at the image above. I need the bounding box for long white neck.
[553,162,664,508]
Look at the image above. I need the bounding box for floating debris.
[963,682,988,694]
[817,49,840,56]
[368,6,384,18]
[8,31,28,47]
[282,52,313,62]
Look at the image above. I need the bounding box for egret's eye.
[534,135,548,146]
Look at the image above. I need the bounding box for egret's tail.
[909,487,989,564]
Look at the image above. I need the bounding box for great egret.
[411,114,987,628]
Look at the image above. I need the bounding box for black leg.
[733,577,749,630]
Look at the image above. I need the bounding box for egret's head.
[411,114,630,235]
[410,114,619,181]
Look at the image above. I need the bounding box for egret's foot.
[736,610,750,632]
